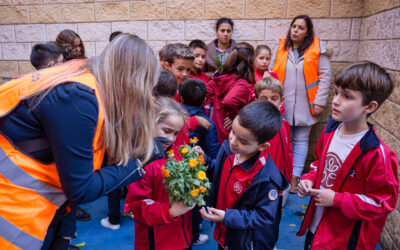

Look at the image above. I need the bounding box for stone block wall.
[0,0,399,248]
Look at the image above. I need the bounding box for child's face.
[165,58,193,85]
[332,86,375,122]
[155,114,184,150]
[256,89,283,108]
[72,37,83,58]
[192,48,207,71]
[254,49,271,71]
[229,117,268,156]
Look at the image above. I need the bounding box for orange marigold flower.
[197,170,206,180]
[161,165,165,171]
[199,186,206,193]
[180,147,189,155]
[163,169,170,178]
[198,154,205,164]
[190,189,199,197]
[189,159,199,168]
[166,149,174,156]
[189,137,199,144]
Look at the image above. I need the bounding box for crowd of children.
[21,15,399,250]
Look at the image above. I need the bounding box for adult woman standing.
[205,18,237,75]
[270,15,331,193]
[0,34,159,249]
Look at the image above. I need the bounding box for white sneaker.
[193,233,209,245]
[100,217,120,230]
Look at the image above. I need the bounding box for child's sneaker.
[100,217,120,230]
[192,233,209,245]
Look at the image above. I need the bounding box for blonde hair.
[254,76,283,98]
[154,97,189,126]
[92,34,160,165]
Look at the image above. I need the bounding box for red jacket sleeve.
[333,148,399,221]
[301,129,325,184]
[283,121,293,181]
[221,80,249,116]
[124,161,177,226]
[205,79,216,107]
[188,116,199,131]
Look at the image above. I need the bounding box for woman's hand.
[313,105,324,116]
[169,201,195,218]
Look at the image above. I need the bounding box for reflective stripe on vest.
[272,37,320,115]
[0,59,105,249]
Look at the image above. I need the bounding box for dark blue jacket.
[184,104,220,160]
[207,141,289,250]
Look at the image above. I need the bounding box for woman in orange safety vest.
[0,34,159,250]
[270,15,332,193]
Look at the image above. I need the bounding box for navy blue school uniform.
[184,104,220,160]
[207,141,289,250]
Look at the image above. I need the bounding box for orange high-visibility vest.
[272,37,320,115]
[0,59,105,249]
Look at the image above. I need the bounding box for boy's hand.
[298,179,313,198]
[200,206,225,222]
[198,116,211,130]
[169,201,195,218]
[262,71,271,78]
[309,189,335,207]
[313,105,324,116]
[224,117,232,129]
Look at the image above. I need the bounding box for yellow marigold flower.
[163,169,170,178]
[189,137,199,144]
[180,147,189,155]
[189,159,199,168]
[190,189,199,197]
[198,154,205,164]
[161,165,165,171]
[166,149,174,156]
[197,170,206,181]
[199,186,206,193]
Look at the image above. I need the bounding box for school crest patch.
[233,182,243,194]
[268,189,278,201]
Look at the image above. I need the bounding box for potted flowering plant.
[162,137,211,206]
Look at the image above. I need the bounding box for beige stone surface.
[84,41,96,58]
[0,0,10,5]
[77,22,111,42]
[360,9,394,40]
[148,21,184,41]
[380,226,399,250]
[15,24,46,42]
[287,0,330,18]
[327,40,359,62]
[147,40,167,55]
[358,40,377,61]
[331,0,364,17]
[111,21,147,40]
[185,20,215,40]
[0,60,18,77]
[372,100,400,139]
[246,0,286,19]
[393,8,400,38]
[95,41,108,56]
[130,1,166,20]
[62,4,94,23]
[350,18,361,39]
[364,0,400,16]
[0,25,14,42]
[95,2,129,21]
[12,0,41,4]
[379,40,399,70]
[231,20,265,41]
[2,43,31,60]
[45,23,78,40]
[167,0,205,20]
[18,61,35,75]
[383,209,400,248]
[388,70,400,104]
[206,0,245,19]
[313,19,352,40]
[30,5,62,24]
[265,19,291,41]
[44,0,74,3]
[0,6,29,24]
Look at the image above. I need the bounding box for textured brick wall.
[360,2,400,249]
[0,0,399,248]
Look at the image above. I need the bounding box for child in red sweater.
[254,76,293,205]
[124,97,195,250]
[188,40,210,84]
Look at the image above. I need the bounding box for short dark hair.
[180,78,207,107]
[221,42,255,83]
[30,42,63,70]
[237,100,283,144]
[159,43,174,62]
[109,31,122,42]
[165,43,194,66]
[153,68,178,98]
[255,45,271,56]
[284,15,315,56]
[189,39,207,51]
[216,18,234,31]
[334,61,394,110]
